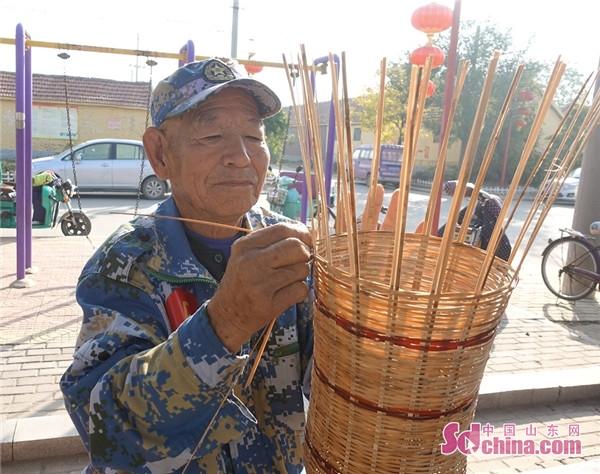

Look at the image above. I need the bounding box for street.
[71,184,577,281]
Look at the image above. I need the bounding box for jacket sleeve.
[60,272,255,473]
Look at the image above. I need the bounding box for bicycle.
[541,222,600,301]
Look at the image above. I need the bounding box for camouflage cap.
[150,58,281,127]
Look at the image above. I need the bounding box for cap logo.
[203,60,236,83]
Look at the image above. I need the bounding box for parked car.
[352,144,403,185]
[556,167,580,202]
[31,139,169,199]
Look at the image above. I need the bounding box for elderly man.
[61,58,313,473]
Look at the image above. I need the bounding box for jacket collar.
[146,197,268,278]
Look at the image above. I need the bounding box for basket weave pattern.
[305,232,515,473]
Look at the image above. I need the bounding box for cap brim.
[164,78,281,121]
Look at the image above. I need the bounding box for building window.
[353,127,361,141]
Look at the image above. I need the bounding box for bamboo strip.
[410,59,434,164]
[336,171,346,234]
[108,212,251,233]
[475,58,566,291]
[389,66,419,291]
[363,58,388,232]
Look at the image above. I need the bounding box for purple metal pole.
[25,41,33,269]
[15,24,26,281]
[186,40,195,63]
[178,40,195,67]
[307,55,339,220]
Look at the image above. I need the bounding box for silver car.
[556,167,580,202]
[31,138,169,199]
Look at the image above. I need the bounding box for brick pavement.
[1,225,599,420]
[1,212,599,470]
[468,400,600,473]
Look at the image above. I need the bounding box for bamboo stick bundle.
[329,52,359,279]
[432,51,500,295]
[511,85,600,276]
[341,51,361,281]
[505,71,594,231]
[421,61,470,235]
[282,54,316,230]
[455,65,525,244]
[507,72,596,263]
[295,47,599,474]
[298,46,332,262]
[475,58,566,291]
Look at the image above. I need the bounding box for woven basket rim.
[314,230,517,300]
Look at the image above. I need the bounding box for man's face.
[157,88,269,223]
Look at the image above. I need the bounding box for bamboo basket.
[305,231,515,474]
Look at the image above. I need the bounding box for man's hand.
[207,223,312,353]
[360,184,399,232]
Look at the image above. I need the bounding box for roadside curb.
[477,366,600,411]
[1,367,599,464]
[1,414,84,463]
[523,460,600,473]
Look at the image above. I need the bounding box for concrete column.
[570,60,600,298]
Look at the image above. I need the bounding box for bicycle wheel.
[541,236,598,300]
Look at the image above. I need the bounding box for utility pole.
[571,59,600,298]
[135,34,140,82]
[231,0,239,59]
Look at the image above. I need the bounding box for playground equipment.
[3,27,339,287]
[5,26,197,287]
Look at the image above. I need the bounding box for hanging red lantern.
[411,3,454,35]
[519,90,534,101]
[410,45,445,68]
[426,80,436,97]
[514,118,527,130]
[244,62,263,75]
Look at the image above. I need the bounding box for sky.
[1,0,599,105]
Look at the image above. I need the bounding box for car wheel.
[141,176,167,200]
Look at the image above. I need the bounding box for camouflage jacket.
[60,198,313,473]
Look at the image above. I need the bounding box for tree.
[355,20,585,184]
[264,109,290,164]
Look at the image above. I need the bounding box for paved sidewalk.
[468,400,600,473]
[1,209,599,470]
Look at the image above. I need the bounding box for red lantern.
[514,118,527,130]
[426,80,436,97]
[244,63,263,75]
[410,45,445,68]
[411,3,453,35]
[517,107,532,116]
[519,90,534,101]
